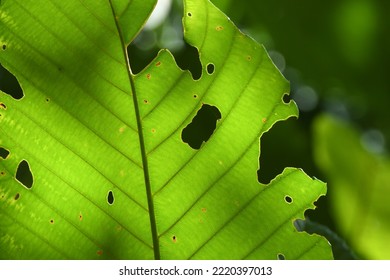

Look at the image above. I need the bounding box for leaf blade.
[0,0,332,260]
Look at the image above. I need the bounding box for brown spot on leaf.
[201,207,207,213]
[146,73,151,80]
[97,250,103,256]
[216,26,224,31]
[156,61,161,67]
[262,118,267,123]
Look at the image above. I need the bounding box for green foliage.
[0,0,332,259]
[314,115,390,259]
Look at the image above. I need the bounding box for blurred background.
[127,0,390,259]
[1,0,389,259]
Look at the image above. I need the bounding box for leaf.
[0,0,332,259]
[313,114,390,259]
[295,219,358,260]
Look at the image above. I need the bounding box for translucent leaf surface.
[0,0,332,259]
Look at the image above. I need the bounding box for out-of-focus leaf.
[313,114,390,259]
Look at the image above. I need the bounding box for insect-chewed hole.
[172,235,177,243]
[15,160,33,189]
[284,195,293,204]
[0,147,10,159]
[206,63,215,75]
[282,93,291,103]
[173,42,202,80]
[107,190,114,205]
[277,253,285,260]
[187,12,192,17]
[2,45,6,50]
[0,65,24,100]
[14,193,20,200]
[181,104,222,149]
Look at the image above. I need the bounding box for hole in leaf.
[187,12,192,17]
[2,45,6,50]
[0,64,24,100]
[15,160,33,189]
[206,63,215,75]
[0,147,10,159]
[258,119,303,184]
[14,193,20,200]
[107,190,114,205]
[50,219,54,224]
[0,102,6,109]
[282,93,291,103]
[173,42,202,80]
[0,171,5,176]
[181,104,222,149]
[172,235,177,243]
[277,253,285,260]
[284,195,293,204]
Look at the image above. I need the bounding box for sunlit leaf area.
[1,0,389,260]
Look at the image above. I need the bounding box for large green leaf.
[313,114,390,259]
[0,0,332,259]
